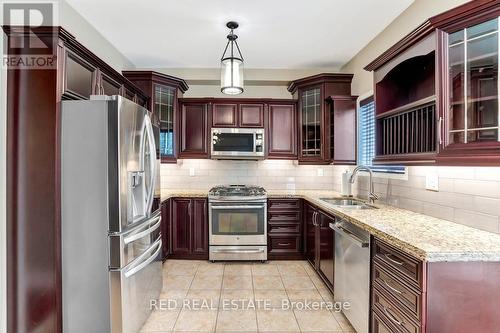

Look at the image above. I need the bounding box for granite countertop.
[161,189,500,262]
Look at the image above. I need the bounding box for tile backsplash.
[161,160,500,234]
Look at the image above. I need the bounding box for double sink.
[319,197,377,210]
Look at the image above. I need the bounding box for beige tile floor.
[141,260,355,333]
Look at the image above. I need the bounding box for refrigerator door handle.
[143,114,157,217]
[123,237,162,278]
[124,212,161,245]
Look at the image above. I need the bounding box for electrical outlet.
[317,168,324,177]
[286,183,296,191]
[189,167,195,177]
[425,173,439,191]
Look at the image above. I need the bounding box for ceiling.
[66,0,414,69]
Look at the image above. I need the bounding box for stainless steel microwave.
[211,128,265,159]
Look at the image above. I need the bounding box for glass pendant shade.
[221,57,244,95]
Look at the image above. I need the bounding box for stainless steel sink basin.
[319,197,377,210]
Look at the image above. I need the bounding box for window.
[358,96,405,174]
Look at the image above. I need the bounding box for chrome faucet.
[349,165,379,204]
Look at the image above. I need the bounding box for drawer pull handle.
[384,253,404,266]
[383,306,404,326]
[384,279,403,295]
[278,242,291,246]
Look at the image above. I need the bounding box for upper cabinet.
[60,40,147,106]
[212,102,265,128]
[267,103,297,159]
[123,71,189,163]
[365,1,500,165]
[178,100,211,159]
[288,73,355,164]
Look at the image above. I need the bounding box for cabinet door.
[331,97,357,164]
[298,87,327,163]
[171,198,191,255]
[155,84,177,160]
[439,17,500,164]
[304,204,318,268]
[318,212,334,288]
[239,104,264,127]
[100,73,122,96]
[179,103,210,158]
[161,199,170,260]
[213,103,237,127]
[191,199,208,257]
[63,50,98,99]
[268,104,297,158]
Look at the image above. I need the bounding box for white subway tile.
[454,209,500,234]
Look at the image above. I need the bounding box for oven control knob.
[237,237,240,240]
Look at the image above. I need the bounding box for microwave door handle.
[123,238,162,278]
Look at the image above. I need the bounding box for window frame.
[357,93,407,178]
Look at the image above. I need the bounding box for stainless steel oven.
[211,128,264,159]
[208,185,267,261]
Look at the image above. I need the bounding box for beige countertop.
[161,189,500,262]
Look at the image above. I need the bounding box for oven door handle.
[211,248,265,254]
[211,205,265,210]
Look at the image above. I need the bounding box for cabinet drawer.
[268,199,301,211]
[268,211,300,222]
[269,235,301,253]
[373,261,422,321]
[373,239,423,289]
[269,223,301,234]
[371,309,400,333]
[372,287,421,333]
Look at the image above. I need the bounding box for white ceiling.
[66,0,414,69]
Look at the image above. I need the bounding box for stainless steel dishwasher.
[330,219,370,333]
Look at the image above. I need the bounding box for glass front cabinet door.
[441,16,500,164]
[300,87,324,162]
[155,84,176,159]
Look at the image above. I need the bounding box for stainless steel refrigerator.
[61,95,162,333]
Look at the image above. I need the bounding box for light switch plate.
[425,173,439,191]
[317,168,324,177]
[189,167,195,177]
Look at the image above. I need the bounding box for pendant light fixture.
[220,21,244,95]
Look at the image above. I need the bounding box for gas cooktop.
[208,185,267,201]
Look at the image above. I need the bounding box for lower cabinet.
[304,202,335,291]
[370,238,500,333]
[318,211,335,288]
[267,198,303,259]
[170,197,209,259]
[161,199,170,260]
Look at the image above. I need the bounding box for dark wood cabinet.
[267,103,297,158]
[171,198,192,255]
[267,198,303,259]
[304,202,319,268]
[161,199,171,260]
[328,96,358,165]
[212,103,238,127]
[288,73,354,164]
[179,101,210,158]
[318,212,334,288]
[123,71,189,163]
[366,0,500,165]
[191,199,209,256]
[170,197,208,259]
[304,203,335,291]
[239,103,264,127]
[63,50,98,99]
[371,237,500,333]
[212,102,264,128]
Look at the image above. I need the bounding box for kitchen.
[2,0,500,333]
